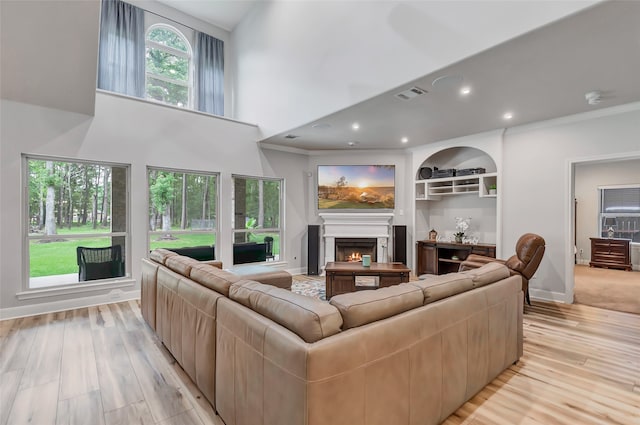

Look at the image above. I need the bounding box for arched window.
[145,24,192,108]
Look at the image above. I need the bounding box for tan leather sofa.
[141,249,523,425]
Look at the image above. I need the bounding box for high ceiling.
[154,1,640,152]
[258,1,640,151]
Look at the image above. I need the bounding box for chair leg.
[525,288,531,305]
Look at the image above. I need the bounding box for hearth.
[335,238,377,262]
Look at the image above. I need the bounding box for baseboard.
[529,288,568,304]
[286,267,307,275]
[576,259,590,266]
[0,288,141,320]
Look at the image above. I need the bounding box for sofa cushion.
[459,262,510,287]
[165,255,201,276]
[229,280,342,343]
[190,263,241,297]
[329,285,424,330]
[149,248,178,265]
[228,265,292,290]
[408,274,475,305]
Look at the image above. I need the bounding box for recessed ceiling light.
[347,141,360,147]
[351,122,360,131]
[460,86,471,95]
[401,137,409,144]
[284,134,299,139]
[503,112,514,120]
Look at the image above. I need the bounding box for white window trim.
[22,154,131,292]
[145,23,193,109]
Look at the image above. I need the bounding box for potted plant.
[489,184,497,195]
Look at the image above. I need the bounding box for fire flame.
[347,252,362,262]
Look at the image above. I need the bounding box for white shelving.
[415,172,497,201]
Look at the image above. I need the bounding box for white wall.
[503,104,640,302]
[231,1,598,138]
[574,159,640,263]
[0,94,264,317]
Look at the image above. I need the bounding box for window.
[25,157,129,289]
[98,0,225,115]
[232,176,283,264]
[145,24,192,108]
[148,168,219,257]
[599,185,640,241]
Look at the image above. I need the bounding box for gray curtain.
[97,0,145,97]
[195,32,224,116]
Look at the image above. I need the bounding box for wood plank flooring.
[1,299,638,424]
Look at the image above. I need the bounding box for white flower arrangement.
[454,217,471,238]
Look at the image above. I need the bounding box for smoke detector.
[585,91,602,105]
[395,86,427,101]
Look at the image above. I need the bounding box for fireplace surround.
[319,213,393,267]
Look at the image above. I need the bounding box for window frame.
[232,174,285,264]
[146,166,220,257]
[144,23,193,109]
[598,184,640,239]
[21,154,132,292]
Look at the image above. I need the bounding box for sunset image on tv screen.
[318,165,395,209]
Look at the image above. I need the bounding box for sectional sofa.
[141,249,523,425]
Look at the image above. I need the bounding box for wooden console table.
[589,237,631,271]
[325,262,410,299]
[416,240,496,276]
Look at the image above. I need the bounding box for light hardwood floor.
[1,299,638,425]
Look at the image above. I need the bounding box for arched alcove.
[415,146,497,180]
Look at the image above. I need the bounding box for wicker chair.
[77,245,125,281]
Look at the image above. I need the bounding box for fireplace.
[335,238,377,262]
[319,212,393,268]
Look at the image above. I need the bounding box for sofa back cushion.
[165,255,201,277]
[229,280,342,343]
[409,274,475,305]
[329,285,424,330]
[459,262,510,286]
[190,263,241,297]
[149,248,177,265]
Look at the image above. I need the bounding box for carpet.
[573,265,640,314]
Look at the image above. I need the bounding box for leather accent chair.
[459,233,545,305]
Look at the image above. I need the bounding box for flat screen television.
[318,165,395,210]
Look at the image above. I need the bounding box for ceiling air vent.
[284,134,299,139]
[394,86,427,101]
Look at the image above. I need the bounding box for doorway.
[569,155,640,313]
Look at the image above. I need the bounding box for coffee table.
[324,262,411,299]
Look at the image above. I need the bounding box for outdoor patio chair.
[77,245,125,281]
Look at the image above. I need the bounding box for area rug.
[291,276,326,300]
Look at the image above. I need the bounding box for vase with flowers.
[454,217,471,243]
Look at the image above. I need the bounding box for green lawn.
[29,230,280,277]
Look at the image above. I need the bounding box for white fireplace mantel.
[319,213,394,265]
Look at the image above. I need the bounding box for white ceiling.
[153,1,640,152]
[258,1,640,151]
[155,0,259,31]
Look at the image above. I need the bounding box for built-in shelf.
[415,173,497,201]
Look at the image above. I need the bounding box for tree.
[180,173,187,229]
[150,173,176,234]
[44,161,57,236]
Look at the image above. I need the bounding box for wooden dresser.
[589,238,632,271]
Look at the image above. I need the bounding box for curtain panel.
[97,0,145,98]
[195,32,224,116]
